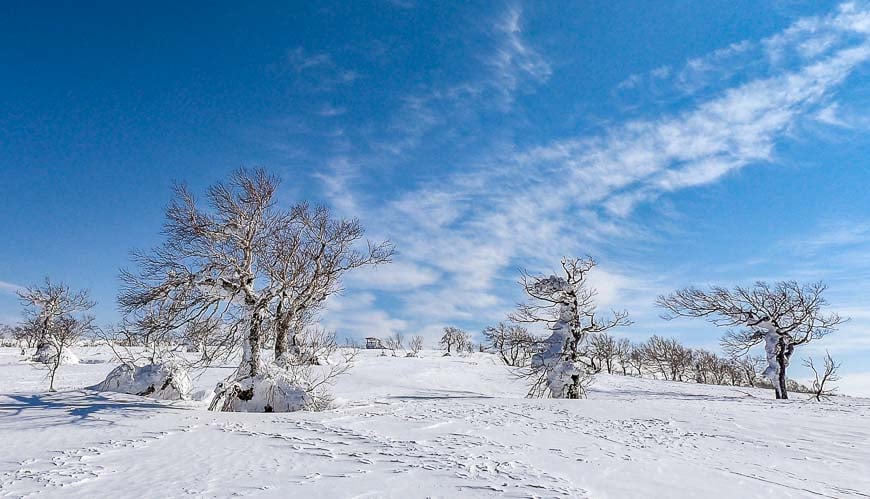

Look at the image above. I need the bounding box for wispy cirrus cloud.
[284,47,359,92]
[487,5,552,108]
[369,4,552,157]
[316,2,870,341]
[0,280,23,296]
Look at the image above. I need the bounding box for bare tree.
[1,324,35,349]
[440,326,470,355]
[288,326,344,365]
[268,204,393,364]
[383,332,405,357]
[640,335,693,382]
[625,343,645,376]
[407,335,424,357]
[483,322,537,367]
[588,333,620,374]
[691,350,743,386]
[735,355,764,388]
[803,351,840,401]
[691,349,718,384]
[658,281,845,399]
[614,338,633,375]
[511,257,630,399]
[119,168,391,411]
[120,169,287,381]
[17,278,96,391]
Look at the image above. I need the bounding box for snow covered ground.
[1,347,869,498]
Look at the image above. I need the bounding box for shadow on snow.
[0,390,183,427]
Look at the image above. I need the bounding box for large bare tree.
[512,257,630,399]
[657,281,845,399]
[268,203,393,364]
[119,168,392,411]
[18,278,96,391]
[120,169,285,380]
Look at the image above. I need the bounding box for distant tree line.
[473,256,845,400]
[480,324,829,395]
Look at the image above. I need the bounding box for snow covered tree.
[483,322,537,367]
[657,281,845,399]
[440,326,470,355]
[120,169,285,383]
[17,278,96,391]
[512,257,630,399]
[268,203,393,365]
[119,168,391,411]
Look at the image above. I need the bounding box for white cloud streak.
[0,280,23,296]
[319,3,870,340]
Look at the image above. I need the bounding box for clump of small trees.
[500,328,823,394]
[407,335,424,357]
[482,322,536,367]
[16,278,96,391]
[440,326,472,355]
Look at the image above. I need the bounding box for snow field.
[1,347,868,498]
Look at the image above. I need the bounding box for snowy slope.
[1,347,868,498]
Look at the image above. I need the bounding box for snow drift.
[90,362,193,401]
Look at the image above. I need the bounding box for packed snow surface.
[1,346,868,498]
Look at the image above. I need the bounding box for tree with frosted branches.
[119,168,392,412]
[18,278,96,391]
[512,257,630,399]
[657,281,845,400]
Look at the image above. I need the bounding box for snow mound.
[209,366,313,413]
[90,362,193,401]
[32,345,79,365]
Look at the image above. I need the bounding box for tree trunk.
[274,301,288,362]
[777,337,788,400]
[567,374,580,399]
[49,343,60,392]
[247,316,262,378]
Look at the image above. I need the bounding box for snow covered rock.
[209,365,314,413]
[90,362,193,401]
[32,345,79,365]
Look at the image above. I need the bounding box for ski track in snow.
[1,348,869,498]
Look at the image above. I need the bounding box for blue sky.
[2,1,870,393]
